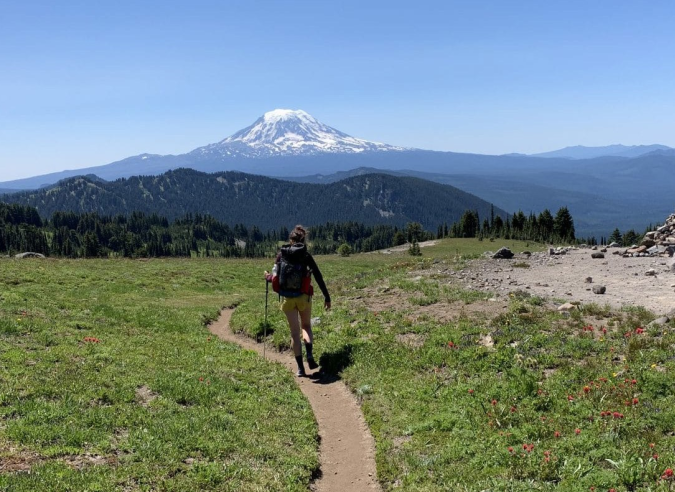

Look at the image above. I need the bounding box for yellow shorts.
[281,294,311,313]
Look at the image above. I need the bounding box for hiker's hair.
[289,225,307,244]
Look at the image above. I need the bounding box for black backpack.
[278,243,309,298]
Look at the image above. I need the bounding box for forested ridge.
[1,169,504,231]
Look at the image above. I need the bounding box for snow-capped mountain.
[192,109,406,158]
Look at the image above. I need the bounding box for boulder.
[591,252,605,259]
[493,247,514,259]
[15,252,45,259]
[592,285,606,294]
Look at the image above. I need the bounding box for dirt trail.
[209,310,380,492]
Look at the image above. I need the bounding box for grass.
[0,258,317,491]
[4,238,675,491]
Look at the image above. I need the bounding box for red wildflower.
[602,327,607,334]
[635,327,645,334]
[554,431,561,438]
[491,399,497,406]
[568,395,575,401]
[653,454,658,460]
[199,377,204,382]
[468,389,474,394]
[522,443,528,450]
[575,428,581,435]
[663,468,673,478]
[632,398,639,405]
[624,331,632,338]
[583,386,591,393]
[544,456,550,462]
[508,446,514,453]
[447,341,455,348]
[510,406,517,413]
[650,443,655,449]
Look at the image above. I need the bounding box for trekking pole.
[264,278,268,360]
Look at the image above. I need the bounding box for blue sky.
[1,0,674,181]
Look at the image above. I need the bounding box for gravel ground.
[457,247,675,316]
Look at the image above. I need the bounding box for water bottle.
[272,264,277,276]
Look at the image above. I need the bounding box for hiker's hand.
[324,301,331,310]
[263,270,269,279]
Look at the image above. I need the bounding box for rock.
[591,252,605,259]
[585,277,593,283]
[645,269,657,276]
[608,242,621,248]
[14,252,45,259]
[592,285,606,294]
[648,316,670,327]
[640,238,656,248]
[493,247,514,259]
[558,302,577,312]
[600,248,607,253]
[311,317,321,326]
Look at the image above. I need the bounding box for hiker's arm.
[307,254,331,305]
[264,254,281,282]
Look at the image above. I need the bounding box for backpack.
[275,243,313,298]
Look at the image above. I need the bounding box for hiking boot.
[296,368,306,377]
[307,358,319,370]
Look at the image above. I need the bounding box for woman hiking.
[265,225,331,376]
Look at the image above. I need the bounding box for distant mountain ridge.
[1,169,505,231]
[531,144,673,160]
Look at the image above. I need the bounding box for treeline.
[437,206,579,243]
[0,203,428,258]
[1,202,594,260]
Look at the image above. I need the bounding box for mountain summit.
[193,109,405,158]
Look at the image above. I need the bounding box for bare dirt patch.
[0,442,116,474]
[456,248,675,315]
[135,385,158,407]
[396,333,426,348]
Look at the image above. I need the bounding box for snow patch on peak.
[262,109,313,122]
[195,109,407,159]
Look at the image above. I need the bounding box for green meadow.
[2,239,675,491]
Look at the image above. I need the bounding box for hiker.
[264,225,331,376]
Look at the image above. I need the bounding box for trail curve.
[209,309,380,492]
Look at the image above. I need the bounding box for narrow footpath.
[209,310,381,492]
